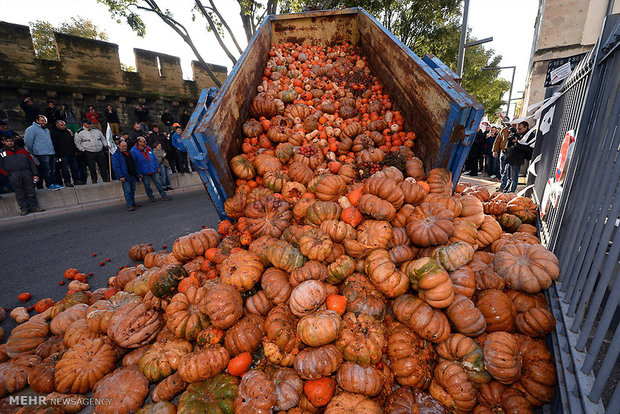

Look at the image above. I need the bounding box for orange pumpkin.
[401,257,454,308]
[483,332,522,384]
[392,294,450,343]
[326,294,347,315]
[228,352,252,376]
[128,244,155,261]
[34,298,55,313]
[406,203,455,247]
[304,377,336,407]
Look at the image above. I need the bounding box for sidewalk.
[0,173,205,225]
[458,172,528,193]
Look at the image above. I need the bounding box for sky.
[0,0,539,118]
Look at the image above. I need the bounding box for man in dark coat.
[128,123,143,149]
[51,120,83,187]
[20,97,41,126]
[44,101,61,127]
[147,125,171,153]
[104,105,121,137]
[135,105,150,133]
[0,135,44,215]
[161,108,175,133]
[464,123,488,176]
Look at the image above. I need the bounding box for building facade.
[520,0,619,116]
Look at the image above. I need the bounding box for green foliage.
[97,0,146,36]
[29,17,108,60]
[29,20,56,60]
[58,17,109,41]
[121,63,137,72]
[279,0,509,115]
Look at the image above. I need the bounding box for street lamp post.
[456,0,470,78]
[482,66,516,117]
[456,0,493,79]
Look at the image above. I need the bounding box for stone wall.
[0,21,228,134]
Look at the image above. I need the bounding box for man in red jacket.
[0,135,45,215]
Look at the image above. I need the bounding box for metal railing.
[527,14,619,413]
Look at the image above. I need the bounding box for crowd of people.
[0,99,195,215]
[463,112,536,193]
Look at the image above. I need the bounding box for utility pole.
[482,66,517,118]
[456,0,492,80]
[456,0,470,78]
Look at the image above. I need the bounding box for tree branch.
[202,0,244,55]
[194,0,238,63]
[237,0,254,42]
[321,0,335,9]
[267,0,278,14]
[140,0,222,87]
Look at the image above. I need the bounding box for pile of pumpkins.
[0,42,559,414]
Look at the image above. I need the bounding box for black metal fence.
[527,14,619,413]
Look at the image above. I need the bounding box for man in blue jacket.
[24,115,63,190]
[111,140,139,211]
[130,137,171,202]
[171,124,189,174]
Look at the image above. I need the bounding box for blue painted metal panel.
[181,88,229,219]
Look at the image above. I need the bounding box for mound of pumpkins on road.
[0,41,557,414]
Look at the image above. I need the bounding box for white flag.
[106,124,117,154]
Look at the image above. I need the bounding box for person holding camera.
[502,121,536,193]
[20,97,41,126]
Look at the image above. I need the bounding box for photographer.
[19,97,41,126]
[502,121,536,193]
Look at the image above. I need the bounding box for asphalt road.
[0,189,219,333]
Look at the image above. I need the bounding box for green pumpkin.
[281,225,305,248]
[306,174,328,194]
[431,242,475,271]
[401,257,447,289]
[497,213,522,232]
[124,272,152,296]
[305,201,342,226]
[459,343,491,384]
[263,171,288,193]
[326,255,356,284]
[275,142,295,163]
[278,89,298,104]
[196,328,224,347]
[230,155,255,180]
[266,240,306,272]
[49,291,90,318]
[177,374,239,414]
[149,264,188,297]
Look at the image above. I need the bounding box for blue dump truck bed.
[182,8,484,216]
